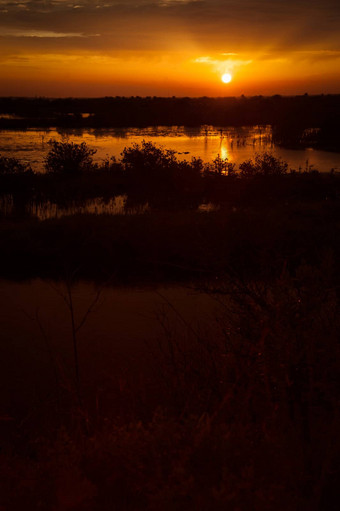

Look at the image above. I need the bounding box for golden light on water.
[221,73,232,84]
[220,144,229,161]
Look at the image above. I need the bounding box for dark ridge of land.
[0,94,340,150]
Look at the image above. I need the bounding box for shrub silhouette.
[239,152,288,177]
[208,154,236,176]
[121,140,177,178]
[44,140,96,174]
[120,141,203,206]
[0,154,32,174]
[99,155,121,173]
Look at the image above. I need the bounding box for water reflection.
[0,125,338,173]
[1,193,224,219]
[30,196,129,220]
[220,142,229,161]
[0,194,150,220]
[198,202,220,213]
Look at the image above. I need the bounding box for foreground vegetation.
[0,141,339,510]
[1,251,339,510]
[1,139,340,217]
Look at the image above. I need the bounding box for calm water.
[0,125,339,173]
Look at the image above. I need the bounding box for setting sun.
[221,73,232,84]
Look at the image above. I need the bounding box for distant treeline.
[0,95,339,150]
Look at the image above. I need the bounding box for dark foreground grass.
[0,199,339,285]
[0,258,339,511]
[0,197,340,510]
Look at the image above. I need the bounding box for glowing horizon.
[0,1,339,97]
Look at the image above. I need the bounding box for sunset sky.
[0,0,340,97]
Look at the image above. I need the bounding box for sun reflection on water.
[220,143,229,161]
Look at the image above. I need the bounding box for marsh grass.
[0,196,339,286]
[1,257,339,510]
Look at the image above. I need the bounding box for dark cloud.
[0,0,339,51]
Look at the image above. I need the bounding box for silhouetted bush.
[207,154,236,176]
[121,140,177,177]
[0,154,32,175]
[98,155,122,174]
[120,141,203,208]
[239,152,288,177]
[44,140,96,174]
[212,154,235,176]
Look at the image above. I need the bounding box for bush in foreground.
[44,140,97,174]
[239,152,288,177]
[0,154,32,175]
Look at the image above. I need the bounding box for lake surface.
[0,125,339,173]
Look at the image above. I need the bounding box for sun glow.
[221,73,232,83]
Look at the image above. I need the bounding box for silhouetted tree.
[0,154,32,174]
[209,154,236,176]
[121,140,177,177]
[44,140,96,174]
[239,153,288,177]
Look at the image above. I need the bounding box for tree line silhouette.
[0,95,339,150]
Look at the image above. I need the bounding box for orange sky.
[0,1,339,96]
